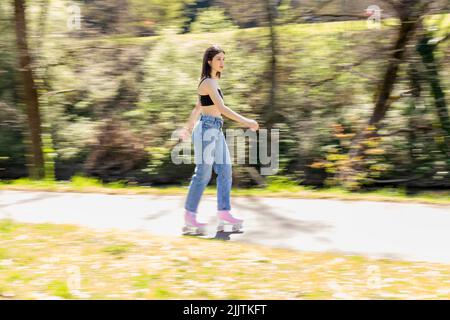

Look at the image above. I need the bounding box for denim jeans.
[184,114,232,213]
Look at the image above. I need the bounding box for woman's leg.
[214,130,232,211]
[214,130,243,231]
[184,162,213,213]
[184,120,214,213]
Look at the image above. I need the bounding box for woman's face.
[209,52,225,74]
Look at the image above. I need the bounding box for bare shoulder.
[198,77,217,94]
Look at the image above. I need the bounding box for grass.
[0,176,449,205]
[92,13,448,47]
[102,243,135,257]
[47,280,73,299]
[0,219,450,300]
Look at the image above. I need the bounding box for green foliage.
[311,124,395,190]
[0,126,26,175]
[70,175,103,188]
[128,0,197,35]
[143,147,171,176]
[265,175,299,188]
[105,180,127,189]
[1,3,449,189]
[42,131,56,182]
[275,0,298,25]
[190,7,238,33]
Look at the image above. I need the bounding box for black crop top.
[198,77,223,106]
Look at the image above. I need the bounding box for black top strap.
[197,77,208,88]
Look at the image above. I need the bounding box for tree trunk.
[417,33,450,158]
[339,0,426,189]
[264,0,277,131]
[406,61,421,169]
[14,0,44,179]
[258,0,281,179]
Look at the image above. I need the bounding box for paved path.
[1,190,449,264]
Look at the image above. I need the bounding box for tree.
[416,16,450,158]
[339,0,428,189]
[128,0,197,35]
[189,6,238,33]
[14,0,44,179]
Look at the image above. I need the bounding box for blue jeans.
[184,114,232,213]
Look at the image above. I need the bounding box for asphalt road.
[1,190,449,264]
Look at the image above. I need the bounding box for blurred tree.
[128,0,197,35]
[181,0,213,33]
[189,6,238,33]
[258,0,285,179]
[80,0,131,35]
[339,0,429,189]
[83,117,148,182]
[2,0,448,188]
[416,16,450,158]
[215,0,268,28]
[14,0,44,179]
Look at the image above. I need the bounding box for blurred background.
[1,0,449,192]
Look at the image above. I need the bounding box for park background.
[1,0,449,196]
[0,0,450,300]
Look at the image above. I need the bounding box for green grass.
[97,16,391,46]
[102,243,135,257]
[0,248,9,260]
[132,273,159,290]
[1,175,449,205]
[47,280,73,299]
[70,175,103,188]
[92,13,448,46]
[0,219,449,300]
[0,219,19,234]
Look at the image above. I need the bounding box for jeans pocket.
[201,120,214,128]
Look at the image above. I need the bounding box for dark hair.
[199,45,225,83]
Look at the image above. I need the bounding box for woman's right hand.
[178,127,191,142]
[246,119,259,132]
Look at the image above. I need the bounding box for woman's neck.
[210,71,220,80]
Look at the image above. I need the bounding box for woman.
[179,45,259,235]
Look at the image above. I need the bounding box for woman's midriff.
[200,105,222,118]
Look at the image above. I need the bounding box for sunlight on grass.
[47,280,73,299]
[70,175,103,188]
[0,219,449,300]
[1,176,449,205]
[93,13,449,47]
[0,219,18,234]
[105,181,127,189]
[102,243,135,257]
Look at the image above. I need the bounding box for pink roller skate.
[182,210,207,235]
[217,210,243,232]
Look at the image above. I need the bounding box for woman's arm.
[178,100,202,142]
[183,98,202,132]
[202,79,253,127]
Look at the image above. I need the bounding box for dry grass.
[1,219,449,300]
